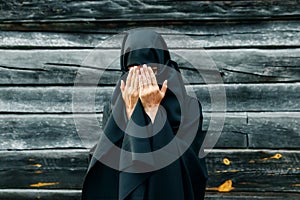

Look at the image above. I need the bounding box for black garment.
[81,29,208,200]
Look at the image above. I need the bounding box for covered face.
[120,29,171,73]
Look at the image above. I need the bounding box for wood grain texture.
[0,112,298,150]
[0,83,299,113]
[0,190,299,200]
[0,112,248,150]
[0,189,81,200]
[1,18,300,36]
[0,149,299,192]
[0,149,88,189]
[0,49,299,85]
[247,112,300,148]
[0,1,298,199]
[0,1,299,198]
[207,149,300,193]
[0,0,299,22]
[1,21,300,47]
[205,192,300,200]
[0,114,94,150]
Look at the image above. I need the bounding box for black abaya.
[81,29,208,200]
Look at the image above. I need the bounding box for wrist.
[125,107,134,120]
[144,105,159,113]
[144,105,159,123]
[125,101,138,120]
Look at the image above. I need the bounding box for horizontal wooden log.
[0,149,299,193]
[191,83,300,112]
[203,112,247,148]
[247,112,300,148]
[207,149,300,193]
[205,192,300,200]
[0,49,299,85]
[0,112,298,150]
[175,49,300,84]
[0,31,111,48]
[0,114,89,150]
[1,0,299,23]
[0,112,248,150]
[2,18,300,36]
[0,189,81,200]
[0,149,88,189]
[0,83,299,113]
[0,190,299,200]
[1,21,300,47]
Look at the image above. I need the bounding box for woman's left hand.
[139,64,168,123]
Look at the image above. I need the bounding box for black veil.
[82,29,208,200]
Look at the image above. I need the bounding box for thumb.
[160,80,168,95]
[120,80,125,93]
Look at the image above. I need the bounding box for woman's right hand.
[120,67,139,119]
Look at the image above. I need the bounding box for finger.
[140,66,148,87]
[120,80,125,93]
[133,68,139,90]
[143,64,151,85]
[148,67,157,86]
[139,74,143,93]
[130,67,136,88]
[160,80,168,96]
[126,68,133,87]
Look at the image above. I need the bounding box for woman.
[82,29,208,200]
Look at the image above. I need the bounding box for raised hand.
[139,64,168,123]
[120,67,140,119]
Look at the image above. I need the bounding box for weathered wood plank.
[1,0,299,22]
[0,112,247,150]
[0,112,297,150]
[0,149,88,189]
[0,49,299,85]
[0,86,109,113]
[203,112,247,148]
[0,189,81,200]
[1,21,300,48]
[1,19,300,35]
[0,31,111,48]
[0,149,299,192]
[206,149,300,193]
[175,49,300,84]
[247,112,300,148]
[0,84,299,113]
[0,190,299,200]
[0,114,91,150]
[205,192,300,200]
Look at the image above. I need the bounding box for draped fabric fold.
[81,29,208,200]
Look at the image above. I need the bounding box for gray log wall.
[0,1,299,199]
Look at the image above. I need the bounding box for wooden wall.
[0,0,299,199]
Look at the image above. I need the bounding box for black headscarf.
[120,29,171,72]
[82,29,207,200]
[115,29,186,129]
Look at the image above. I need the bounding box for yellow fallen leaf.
[30,182,59,187]
[223,158,230,165]
[218,180,234,192]
[30,164,42,168]
[206,180,235,192]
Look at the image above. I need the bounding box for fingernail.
[143,64,147,68]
